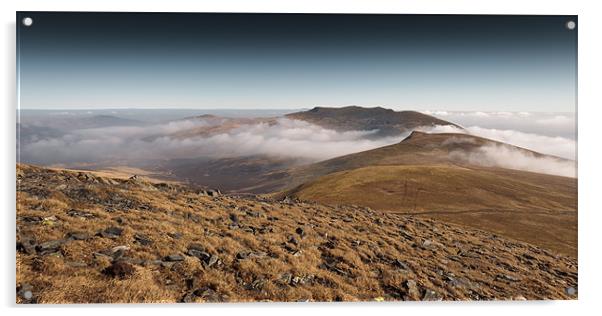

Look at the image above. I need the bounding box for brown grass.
[286,164,577,257]
[16,164,577,303]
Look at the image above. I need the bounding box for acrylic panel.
[16,12,577,303]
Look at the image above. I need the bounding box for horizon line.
[17,107,577,114]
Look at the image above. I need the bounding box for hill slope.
[16,164,576,303]
[276,132,577,256]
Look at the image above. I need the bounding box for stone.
[103,261,135,279]
[36,239,64,255]
[405,280,420,299]
[22,290,33,300]
[180,292,196,303]
[229,213,239,224]
[279,272,293,284]
[42,216,58,226]
[100,226,123,238]
[111,245,130,260]
[167,232,183,239]
[422,289,442,301]
[187,243,205,252]
[565,286,576,296]
[165,254,185,262]
[17,237,36,255]
[67,209,96,219]
[236,252,249,260]
[496,274,520,282]
[187,249,211,261]
[205,255,218,268]
[66,232,90,241]
[193,287,220,302]
[134,233,153,246]
[21,216,43,223]
[17,283,33,301]
[295,227,305,236]
[246,210,262,218]
[393,259,409,270]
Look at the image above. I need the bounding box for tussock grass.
[16,164,577,303]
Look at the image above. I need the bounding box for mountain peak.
[286,106,460,137]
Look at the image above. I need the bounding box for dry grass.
[286,164,577,257]
[16,164,577,303]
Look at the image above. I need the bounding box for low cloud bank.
[19,118,405,165]
[449,144,576,178]
[418,125,576,160]
[422,110,576,139]
[19,112,577,178]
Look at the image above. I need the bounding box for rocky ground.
[16,164,578,303]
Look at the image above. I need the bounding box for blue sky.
[17,13,577,112]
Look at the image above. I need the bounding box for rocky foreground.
[16,164,577,303]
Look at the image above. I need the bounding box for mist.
[418,122,576,160]
[18,110,577,178]
[19,117,406,165]
[449,144,576,178]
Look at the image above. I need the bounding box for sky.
[17,13,577,112]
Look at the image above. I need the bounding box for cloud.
[417,124,576,160]
[422,111,576,139]
[19,118,406,165]
[19,111,577,179]
[449,144,576,178]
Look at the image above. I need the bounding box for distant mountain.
[70,115,146,130]
[286,106,461,137]
[19,115,146,134]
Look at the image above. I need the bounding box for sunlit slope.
[281,133,577,256]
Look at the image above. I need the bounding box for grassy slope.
[288,165,577,257]
[280,132,577,256]
[16,164,577,303]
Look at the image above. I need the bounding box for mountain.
[275,132,577,256]
[16,164,577,303]
[286,106,461,137]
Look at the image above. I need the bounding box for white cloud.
[425,111,576,139]
[20,118,406,165]
[417,124,576,160]
[449,144,576,178]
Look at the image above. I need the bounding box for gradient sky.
[17,13,577,111]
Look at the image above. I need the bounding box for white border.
[2,0,601,315]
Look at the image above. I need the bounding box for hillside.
[16,164,577,303]
[276,132,577,256]
[286,106,461,137]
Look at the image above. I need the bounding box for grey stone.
[36,239,64,255]
[422,289,443,301]
[205,255,218,268]
[66,232,90,241]
[165,254,185,262]
[100,226,123,238]
[134,233,153,246]
[565,286,576,296]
